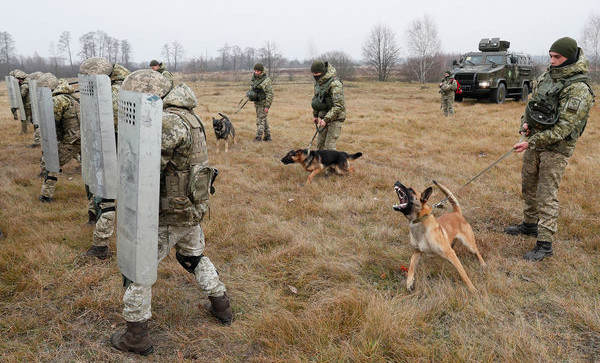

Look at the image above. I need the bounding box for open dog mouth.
[393,183,408,211]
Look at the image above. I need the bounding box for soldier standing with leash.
[504,37,594,261]
[248,63,274,142]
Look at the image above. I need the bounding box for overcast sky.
[4,0,600,64]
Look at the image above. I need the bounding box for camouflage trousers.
[122,224,227,322]
[255,104,270,138]
[316,121,343,150]
[32,125,41,146]
[40,142,80,198]
[521,149,569,243]
[441,95,454,116]
[20,108,32,134]
[93,200,116,247]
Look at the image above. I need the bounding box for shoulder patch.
[566,97,581,113]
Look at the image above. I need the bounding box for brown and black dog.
[281,149,362,184]
[393,180,486,292]
[212,112,236,153]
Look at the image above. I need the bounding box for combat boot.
[208,293,233,325]
[504,222,538,236]
[83,246,111,260]
[110,320,154,356]
[253,135,262,142]
[39,196,52,203]
[263,134,272,141]
[86,211,97,226]
[523,241,553,261]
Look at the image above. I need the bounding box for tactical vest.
[160,108,214,225]
[312,76,337,112]
[526,73,594,140]
[248,76,267,102]
[58,94,81,144]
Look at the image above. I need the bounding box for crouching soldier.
[110,70,232,356]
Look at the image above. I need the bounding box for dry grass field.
[0,76,599,362]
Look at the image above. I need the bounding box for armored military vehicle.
[452,38,534,103]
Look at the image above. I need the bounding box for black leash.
[306,123,328,151]
[433,137,524,209]
[233,96,249,115]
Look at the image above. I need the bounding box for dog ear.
[420,187,433,204]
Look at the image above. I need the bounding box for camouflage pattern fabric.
[523,50,595,157]
[122,224,227,322]
[255,104,270,138]
[250,73,273,108]
[312,63,346,122]
[110,64,131,128]
[40,143,80,198]
[517,49,594,242]
[121,69,172,98]
[32,125,41,146]
[93,208,115,247]
[19,80,31,134]
[316,120,343,150]
[440,77,457,117]
[157,63,174,88]
[79,57,112,75]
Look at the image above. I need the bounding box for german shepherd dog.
[280,149,362,184]
[393,180,486,292]
[212,112,236,152]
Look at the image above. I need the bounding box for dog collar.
[412,212,431,224]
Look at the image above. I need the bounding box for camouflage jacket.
[313,63,346,122]
[19,81,31,111]
[157,63,174,88]
[522,49,595,157]
[52,80,80,144]
[159,84,211,227]
[440,77,458,96]
[250,73,274,108]
[110,63,131,130]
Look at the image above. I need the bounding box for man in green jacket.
[149,59,174,88]
[310,60,346,150]
[505,37,594,261]
[248,63,274,141]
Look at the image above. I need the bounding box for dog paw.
[407,282,415,292]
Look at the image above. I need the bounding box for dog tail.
[348,152,363,160]
[432,180,461,214]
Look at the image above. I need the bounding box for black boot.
[504,222,538,236]
[263,134,272,141]
[39,196,52,203]
[523,241,553,261]
[253,135,262,142]
[110,321,154,356]
[83,246,111,260]
[208,293,233,325]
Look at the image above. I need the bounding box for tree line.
[1,13,599,82]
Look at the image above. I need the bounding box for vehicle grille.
[454,73,476,86]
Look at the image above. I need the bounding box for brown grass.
[1,79,599,362]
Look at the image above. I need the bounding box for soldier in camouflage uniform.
[248,63,274,141]
[39,78,81,202]
[310,60,346,150]
[28,71,45,147]
[8,70,19,121]
[14,70,31,135]
[79,58,131,260]
[111,70,232,356]
[505,37,594,261]
[149,59,174,88]
[439,70,458,117]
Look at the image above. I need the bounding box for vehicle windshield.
[485,55,504,65]
[464,55,483,65]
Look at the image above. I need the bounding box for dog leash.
[432,136,525,209]
[306,123,328,152]
[233,96,249,115]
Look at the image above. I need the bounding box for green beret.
[311,60,326,74]
[253,63,264,72]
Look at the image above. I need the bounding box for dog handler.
[310,60,346,150]
[248,63,274,141]
[505,37,594,261]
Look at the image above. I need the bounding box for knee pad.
[176,251,203,274]
[45,174,58,182]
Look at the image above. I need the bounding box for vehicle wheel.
[491,83,506,104]
[455,94,463,102]
[520,84,529,102]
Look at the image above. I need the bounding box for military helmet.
[121,69,172,98]
[37,73,59,90]
[53,78,75,95]
[110,63,131,82]
[28,71,44,80]
[163,83,198,109]
[79,57,112,75]
[13,70,28,79]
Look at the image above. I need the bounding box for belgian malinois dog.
[280,149,362,184]
[393,180,486,292]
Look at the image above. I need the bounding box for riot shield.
[29,80,39,126]
[37,87,60,173]
[78,74,117,199]
[13,77,26,121]
[5,76,19,109]
[116,90,163,285]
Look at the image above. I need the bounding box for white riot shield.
[5,76,19,109]
[78,74,117,198]
[116,90,162,285]
[29,80,39,126]
[13,77,26,121]
[37,87,60,173]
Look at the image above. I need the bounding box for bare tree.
[362,24,400,81]
[231,45,242,71]
[171,41,184,71]
[57,31,74,71]
[0,31,17,74]
[319,50,356,81]
[582,13,600,74]
[161,43,172,67]
[405,15,441,83]
[120,40,132,67]
[243,46,257,69]
[79,31,97,60]
[259,41,282,78]
[48,41,62,75]
[218,43,231,70]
